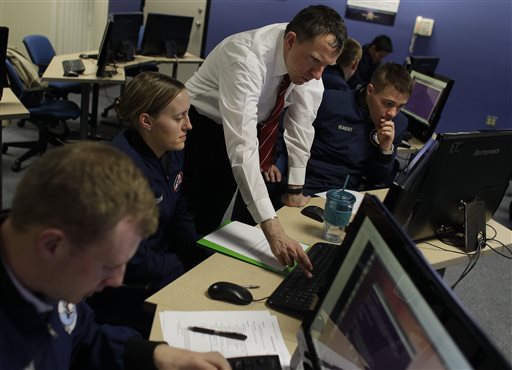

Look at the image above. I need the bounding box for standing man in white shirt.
[184,5,347,275]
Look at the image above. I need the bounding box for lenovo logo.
[473,148,500,157]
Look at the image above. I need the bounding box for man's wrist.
[380,144,394,155]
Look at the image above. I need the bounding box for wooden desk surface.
[0,88,30,120]
[42,52,126,84]
[148,189,511,354]
[146,253,301,354]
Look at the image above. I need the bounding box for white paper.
[160,310,291,368]
[315,189,365,215]
[203,221,308,271]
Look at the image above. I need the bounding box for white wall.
[0,0,108,58]
[144,0,206,83]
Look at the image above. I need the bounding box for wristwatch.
[380,144,394,155]
[286,187,303,195]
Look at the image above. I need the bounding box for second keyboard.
[62,59,85,74]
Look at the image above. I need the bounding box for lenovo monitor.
[401,70,454,142]
[294,194,511,370]
[141,13,193,58]
[385,130,512,251]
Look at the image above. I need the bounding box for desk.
[0,88,30,207]
[42,52,203,140]
[42,52,126,140]
[147,190,512,352]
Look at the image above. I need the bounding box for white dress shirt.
[186,23,324,223]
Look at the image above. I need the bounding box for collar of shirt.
[0,254,54,314]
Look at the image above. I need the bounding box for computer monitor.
[401,70,454,142]
[293,194,511,370]
[0,26,9,101]
[109,12,143,62]
[96,19,114,77]
[404,55,440,75]
[141,13,194,58]
[385,130,512,251]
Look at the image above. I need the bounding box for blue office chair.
[23,34,81,97]
[2,59,81,172]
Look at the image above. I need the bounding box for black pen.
[188,326,247,341]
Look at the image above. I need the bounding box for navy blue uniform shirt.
[304,88,408,195]
[322,65,351,91]
[111,128,199,290]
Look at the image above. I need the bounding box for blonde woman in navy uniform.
[0,142,229,370]
[88,72,209,337]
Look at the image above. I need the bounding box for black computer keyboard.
[62,59,85,74]
[267,242,340,318]
[227,355,282,370]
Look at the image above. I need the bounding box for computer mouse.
[207,281,253,305]
[79,53,90,59]
[301,205,324,223]
[63,70,79,77]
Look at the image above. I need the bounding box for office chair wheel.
[11,160,22,172]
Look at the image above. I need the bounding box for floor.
[2,86,511,363]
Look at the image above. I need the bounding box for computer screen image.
[401,70,454,142]
[109,12,143,62]
[385,130,512,251]
[141,13,194,58]
[294,195,511,370]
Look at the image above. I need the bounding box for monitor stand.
[164,40,177,58]
[435,199,486,252]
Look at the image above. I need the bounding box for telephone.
[413,16,434,36]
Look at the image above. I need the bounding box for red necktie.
[258,74,291,172]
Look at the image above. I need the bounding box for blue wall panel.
[205,0,512,132]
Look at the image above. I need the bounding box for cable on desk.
[450,237,484,290]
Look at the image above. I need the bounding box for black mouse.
[301,205,324,222]
[207,281,253,305]
[79,53,90,59]
[63,70,79,77]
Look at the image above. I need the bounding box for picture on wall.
[345,0,400,26]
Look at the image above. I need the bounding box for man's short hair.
[370,62,413,97]
[371,34,393,53]
[285,5,347,52]
[337,37,362,68]
[10,142,158,247]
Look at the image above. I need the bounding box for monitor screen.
[401,70,454,142]
[385,130,512,250]
[141,13,193,58]
[0,26,9,101]
[109,12,143,62]
[96,19,114,77]
[298,194,510,370]
[405,56,440,75]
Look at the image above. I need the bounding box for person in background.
[0,142,229,370]
[184,5,347,276]
[88,72,210,337]
[322,37,362,91]
[304,63,413,195]
[348,34,393,89]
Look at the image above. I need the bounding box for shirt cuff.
[288,166,306,186]
[247,197,276,224]
[123,337,165,370]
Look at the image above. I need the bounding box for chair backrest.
[23,34,56,75]
[4,59,25,99]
